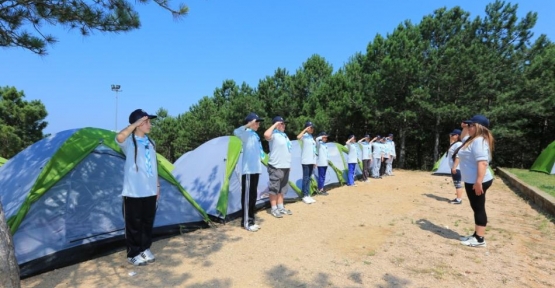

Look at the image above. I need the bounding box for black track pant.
[123,195,157,258]
[362,159,371,181]
[241,174,260,228]
[464,180,493,226]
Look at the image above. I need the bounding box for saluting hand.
[133,116,148,128]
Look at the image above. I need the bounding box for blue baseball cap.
[305,121,314,128]
[272,116,288,123]
[463,115,490,128]
[244,112,264,123]
[364,134,370,138]
[129,109,157,124]
[318,131,328,137]
[450,129,462,135]
[388,133,394,137]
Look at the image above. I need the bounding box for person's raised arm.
[296,127,309,140]
[234,119,257,137]
[264,122,280,141]
[116,116,147,143]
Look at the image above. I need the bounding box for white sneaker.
[140,248,155,263]
[460,236,486,247]
[278,208,293,215]
[246,225,259,232]
[128,255,147,266]
[308,196,316,203]
[459,234,474,241]
[302,196,312,204]
[251,224,260,229]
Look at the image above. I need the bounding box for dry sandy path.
[22,170,555,287]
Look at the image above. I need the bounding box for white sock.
[277,204,284,209]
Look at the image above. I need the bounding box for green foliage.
[149,1,553,170]
[0,86,48,158]
[0,0,189,55]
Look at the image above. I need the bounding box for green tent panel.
[7,128,209,234]
[530,141,555,175]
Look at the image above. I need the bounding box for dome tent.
[172,136,301,222]
[0,128,209,278]
[530,141,555,174]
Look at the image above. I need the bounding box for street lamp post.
[111,84,122,131]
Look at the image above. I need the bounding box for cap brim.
[256,118,264,122]
[148,115,157,119]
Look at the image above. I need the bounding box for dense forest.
[147,1,554,170]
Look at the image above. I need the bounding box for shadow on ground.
[416,218,461,240]
[422,193,451,203]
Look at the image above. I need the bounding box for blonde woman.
[455,115,494,247]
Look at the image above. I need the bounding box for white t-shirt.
[268,130,292,169]
[233,126,263,174]
[388,140,396,157]
[316,137,328,167]
[360,142,371,160]
[458,137,493,184]
[447,141,462,170]
[371,142,381,158]
[347,143,358,164]
[116,135,158,198]
[300,133,316,165]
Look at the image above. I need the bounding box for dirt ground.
[21,170,555,288]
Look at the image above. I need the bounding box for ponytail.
[132,131,138,172]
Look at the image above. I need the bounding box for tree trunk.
[433,115,440,162]
[399,126,406,169]
[0,201,20,288]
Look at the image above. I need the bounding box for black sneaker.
[318,190,329,196]
[449,198,462,204]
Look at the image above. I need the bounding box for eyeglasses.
[468,124,476,127]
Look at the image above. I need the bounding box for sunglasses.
[468,123,476,127]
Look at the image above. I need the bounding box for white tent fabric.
[172,136,298,221]
[0,129,205,277]
[312,142,346,187]
[172,136,244,220]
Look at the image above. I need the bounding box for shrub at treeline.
[2,1,554,171]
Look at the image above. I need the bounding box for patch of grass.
[454,219,461,227]
[363,261,371,265]
[505,168,555,197]
[488,227,515,240]
[407,263,451,280]
[390,256,405,266]
[367,250,376,256]
[537,218,553,237]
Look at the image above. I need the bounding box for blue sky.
[1,0,553,134]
